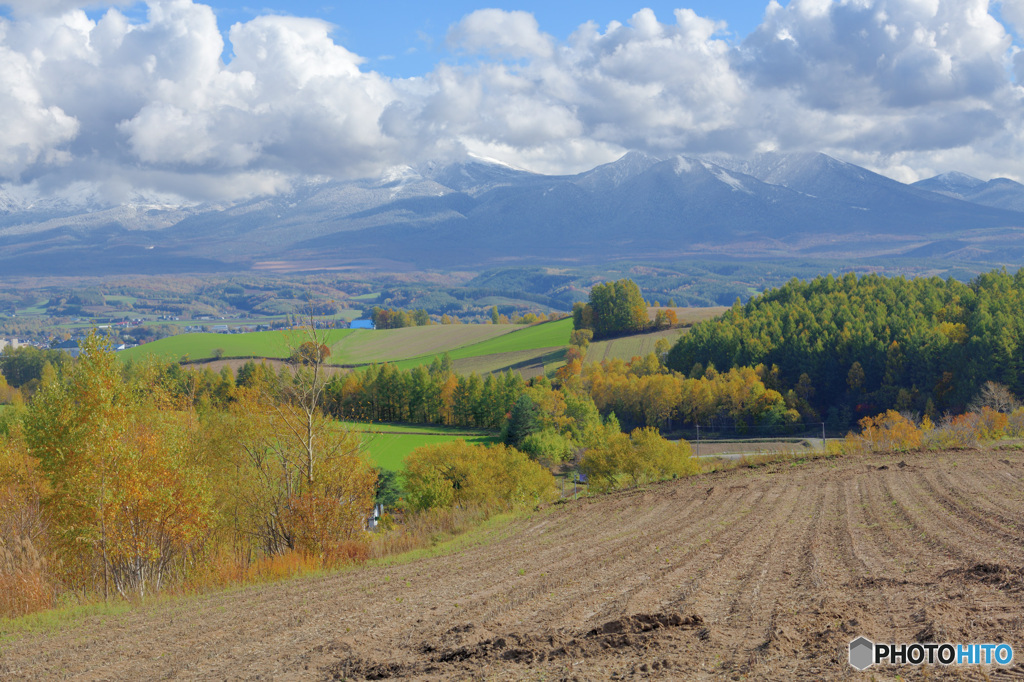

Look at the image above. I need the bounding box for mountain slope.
[1,152,1023,275]
[914,173,1024,212]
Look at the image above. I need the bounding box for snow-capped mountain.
[1,152,1022,276]
[913,173,1024,212]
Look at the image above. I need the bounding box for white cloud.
[0,23,79,178]
[448,9,554,59]
[2,0,1024,201]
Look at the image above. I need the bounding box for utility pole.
[822,422,826,450]
[695,424,700,458]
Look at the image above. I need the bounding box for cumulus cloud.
[448,9,554,59]
[0,24,79,178]
[1,0,1024,202]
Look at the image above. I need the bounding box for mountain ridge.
[1,152,1022,276]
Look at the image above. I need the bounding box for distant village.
[1,315,374,358]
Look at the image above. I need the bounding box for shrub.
[520,428,575,465]
[855,410,922,452]
[404,441,557,512]
[580,427,696,491]
[925,413,980,449]
[1009,407,1024,438]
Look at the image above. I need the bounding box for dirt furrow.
[915,469,1024,562]
[4,451,1024,682]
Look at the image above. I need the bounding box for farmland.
[645,305,728,323]
[118,329,355,362]
[585,328,683,364]
[117,319,570,375]
[5,449,1023,679]
[583,306,728,365]
[392,317,573,371]
[359,433,501,471]
[330,324,519,365]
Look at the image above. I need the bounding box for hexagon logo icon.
[849,637,874,671]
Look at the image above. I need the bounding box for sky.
[2,0,1024,205]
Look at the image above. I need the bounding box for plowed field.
[4,450,1024,680]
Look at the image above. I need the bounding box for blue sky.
[192,1,770,77]
[1,0,1024,203]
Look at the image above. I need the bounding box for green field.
[450,348,566,379]
[393,318,573,370]
[340,421,499,470]
[355,432,500,471]
[118,318,573,378]
[119,329,354,362]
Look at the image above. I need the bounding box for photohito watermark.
[849,637,1014,671]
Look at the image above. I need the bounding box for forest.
[666,269,1024,422]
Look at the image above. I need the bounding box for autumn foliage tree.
[23,332,211,599]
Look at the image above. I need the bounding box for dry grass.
[0,536,52,618]
[585,329,684,365]
[332,325,519,364]
[644,306,728,323]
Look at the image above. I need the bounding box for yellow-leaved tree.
[24,332,211,599]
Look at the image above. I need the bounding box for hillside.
[118,328,355,362]
[119,321,553,366]
[4,450,1022,679]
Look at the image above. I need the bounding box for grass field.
[450,347,566,378]
[392,318,573,371]
[119,321,553,366]
[359,432,501,471]
[330,324,518,365]
[585,328,684,364]
[119,329,354,362]
[341,421,499,470]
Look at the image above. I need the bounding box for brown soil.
[4,450,1024,680]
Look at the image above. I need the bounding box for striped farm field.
[451,347,566,378]
[119,329,355,362]
[330,324,519,365]
[585,329,684,365]
[392,318,573,370]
